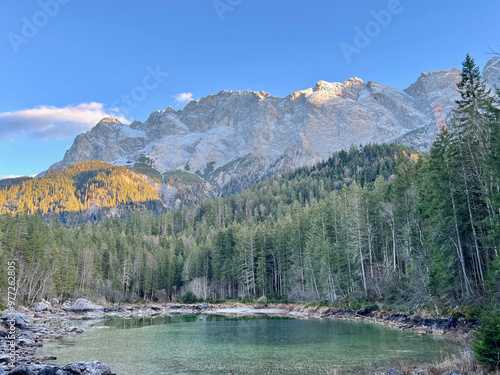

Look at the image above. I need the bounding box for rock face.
[48,58,499,204]
[484,56,500,91]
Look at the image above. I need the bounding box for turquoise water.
[39,315,458,375]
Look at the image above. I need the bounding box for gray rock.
[33,301,51,312]
[62,299,103,313]
[1,311,31,329]
[8,364,35,375]
[62,361,113,375]
[385,370,404,375]
[39,366,72,375]
[200,303,209,309]
[0,366,4,375]
[39,367,61,375]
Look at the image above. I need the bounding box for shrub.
[472,302,500,372]
[180,291,198,304]
[256,296,268,305]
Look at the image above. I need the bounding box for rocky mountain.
[49,57,500,204]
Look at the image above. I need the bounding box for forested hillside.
[0,161,165,220]
[0,56,498,311]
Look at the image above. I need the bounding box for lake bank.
[31,302,475,338]
[37,314,460,375]
[1,303,478,374]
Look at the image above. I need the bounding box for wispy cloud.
[0,102,128,141]
[174,92,194,106]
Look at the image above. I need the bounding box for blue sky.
[0,0,499,177]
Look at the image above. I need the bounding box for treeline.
[0,55,498,310]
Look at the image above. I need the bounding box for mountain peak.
[313,77,365,92]
[97,117,122,125]
[48,59,499,199]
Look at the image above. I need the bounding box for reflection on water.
[39,315,459,375]
[97,314,291,329]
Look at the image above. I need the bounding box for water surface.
[39,314,458,375]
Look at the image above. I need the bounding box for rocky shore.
[0,299,479,374]
[0,308,114,375]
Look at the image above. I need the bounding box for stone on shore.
[62,299,104,313]
[8,364,35,375]
[1,311,31,329]
[62,361,113,375]
[33,301,51,313]
[38,367,69,375]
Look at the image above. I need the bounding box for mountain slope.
[47,58,499,205]
[0,161,165,218]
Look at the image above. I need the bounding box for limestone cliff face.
[49,58,499,202]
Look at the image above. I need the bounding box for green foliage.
[180,291,198,304]
[473,303,500,372]
[256,296,268,304]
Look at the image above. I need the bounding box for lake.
[39,314,458,374]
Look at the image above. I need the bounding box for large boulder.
[33,301,52,312]
[62,361,113,375]
[1,311,31,329]
[62,299,104,313]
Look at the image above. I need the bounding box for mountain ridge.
[44,57,500,206]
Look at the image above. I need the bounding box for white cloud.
[174,92,194,106]
[0,102,128,141]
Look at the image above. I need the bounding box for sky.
[0,0,499,178]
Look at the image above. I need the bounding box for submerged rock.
[385,369,404,375]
